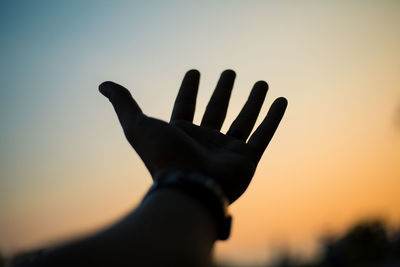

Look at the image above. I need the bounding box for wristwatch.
[144,171,232,240]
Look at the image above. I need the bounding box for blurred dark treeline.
[266,219,400,267]
[216,219,400,267]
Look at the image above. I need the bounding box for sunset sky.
[1,1,399,265]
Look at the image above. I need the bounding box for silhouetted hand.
[99,70,287,203]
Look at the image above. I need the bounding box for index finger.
[170,69,200,122]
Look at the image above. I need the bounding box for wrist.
[138,187,217,266]
[144,170,232,240]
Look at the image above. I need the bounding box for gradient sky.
[1,0,399,264]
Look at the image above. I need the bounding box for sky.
[1,0,399,265]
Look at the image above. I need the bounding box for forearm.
[89,187,217,266]
[113,187,218,266]
[16,188,217,267]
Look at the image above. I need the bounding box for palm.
[100,70,287,203]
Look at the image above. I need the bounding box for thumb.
[99,81,143,133]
